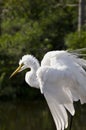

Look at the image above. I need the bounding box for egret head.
[10,55,40,78]
[10,55,33,78]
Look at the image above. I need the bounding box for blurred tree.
[0,0,78,99]
[65,31,86,50]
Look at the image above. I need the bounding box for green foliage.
[0,73,5,88]
[65,31,86,49]
[0,0,79,99]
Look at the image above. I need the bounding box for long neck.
[25,58,40,88]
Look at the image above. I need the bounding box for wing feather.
[44,92,68,130]
[43,51,86,103]
[37,50,86,130]
[64,103,75,116]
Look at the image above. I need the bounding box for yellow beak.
[10,64,22,79]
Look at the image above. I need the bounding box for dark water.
[0,100,85,130]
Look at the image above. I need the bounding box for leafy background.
[0,0,86,100]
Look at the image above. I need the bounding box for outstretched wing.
[37,62,86,130]
[41,50,86,104]
[37,66,75,130]
[39,50,86,130]
[44,92,68,130]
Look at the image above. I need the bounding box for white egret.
[10,50,86,130]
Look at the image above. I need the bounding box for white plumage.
[10,50,86,130]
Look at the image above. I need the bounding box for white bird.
[10,50,86,130]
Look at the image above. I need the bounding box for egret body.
[10,50,86,130]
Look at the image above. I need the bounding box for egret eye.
[20,63,24,67]
[10,63,24,78]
